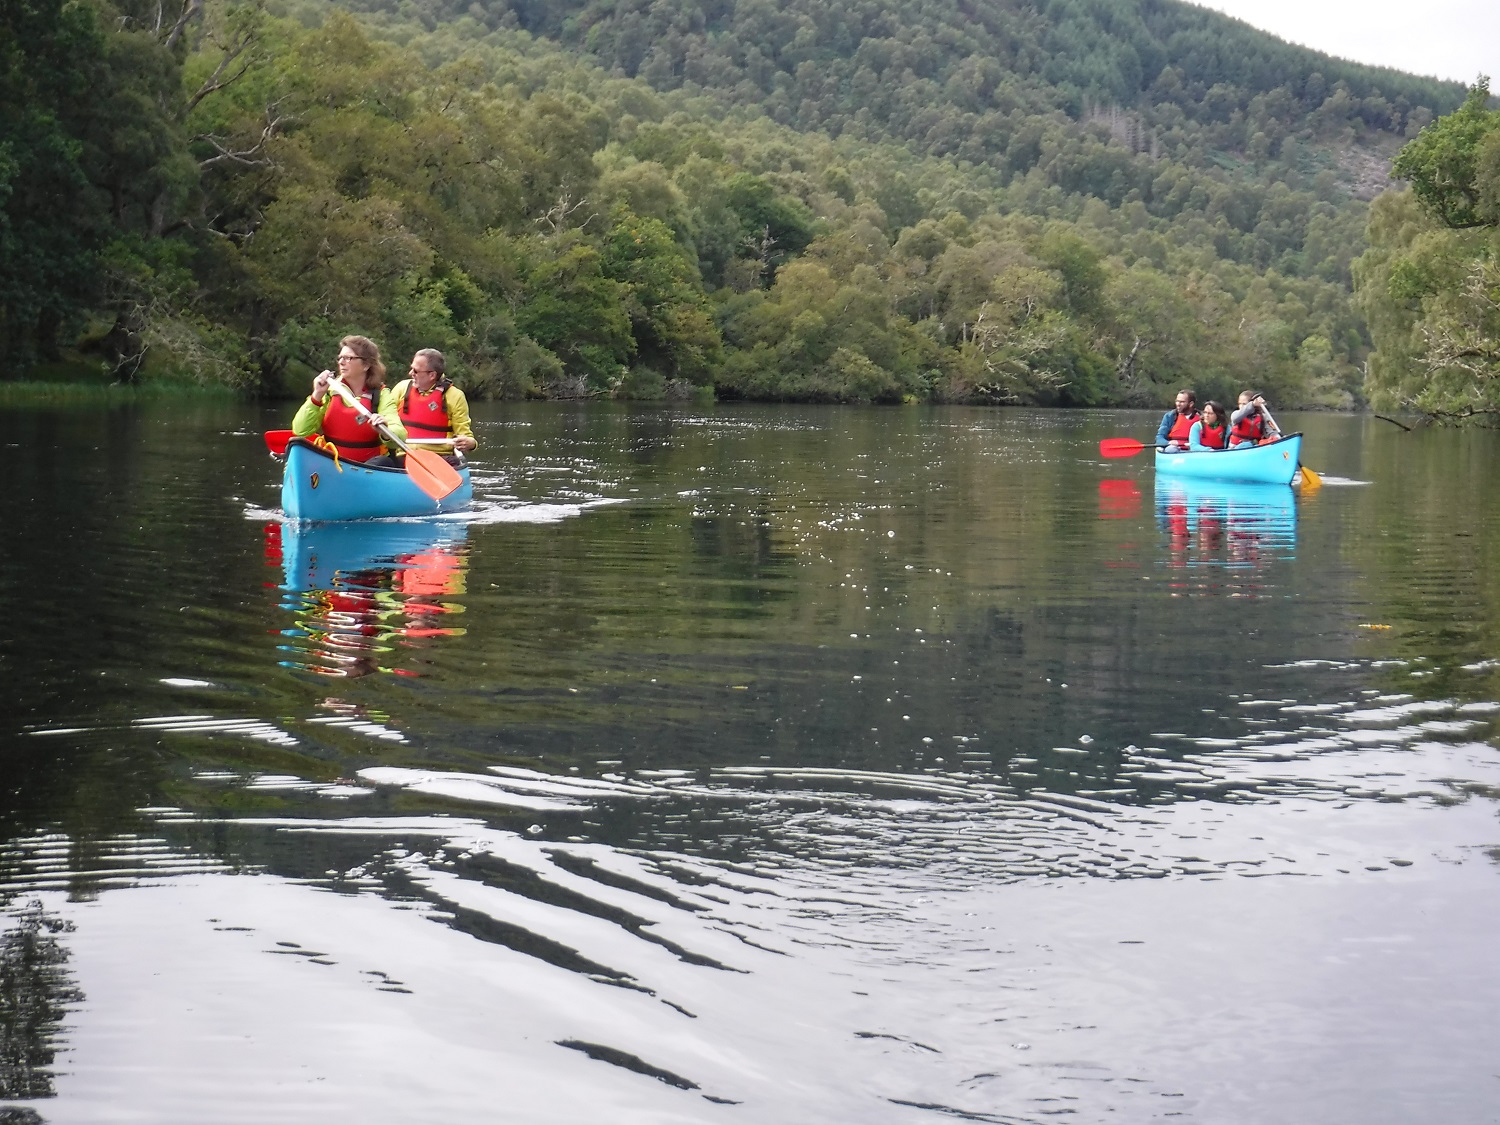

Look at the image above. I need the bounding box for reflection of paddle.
[1100,437,1147,458]
[327,377,463,502]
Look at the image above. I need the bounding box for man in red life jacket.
[372,349,476,468]
[1229,390,1281,447]
[1155,389,1200,452]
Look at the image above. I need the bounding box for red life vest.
[1230,409,1265,446]
[1167,411,1199,445]
[1196,421,1227,449]
[318,388,384,462]
[398,380,453,439]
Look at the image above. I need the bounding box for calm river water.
[1,403,1497,1124]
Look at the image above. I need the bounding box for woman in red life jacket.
[289,336,405,463]
[1228,390,1281,448]
[1188,401,1229,450]
[371,349,476,468]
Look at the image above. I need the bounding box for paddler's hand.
[453,435,477,453]
[311,369,334,406]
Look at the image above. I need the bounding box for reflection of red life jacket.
[1168,411,1199,445]
[1230,410,1266,446]
[318,389,384,462]
[397,548,464,596]
[1165,500,1189,558]
[399,381,452,439]
[1197,422,1227,449]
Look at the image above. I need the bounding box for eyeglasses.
[337,354,363,363]
[409,366,434,375]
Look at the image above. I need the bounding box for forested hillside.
[0,0,1471,407]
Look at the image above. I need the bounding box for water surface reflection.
[1155,476,1297,587]
[270,520,471,678]
[1,405,1498,1124]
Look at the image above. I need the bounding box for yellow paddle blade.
[1298,463,1322,489]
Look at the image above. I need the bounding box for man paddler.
[1155,388,1199,453]
[379,349,476,468]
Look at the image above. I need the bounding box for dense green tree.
[0,0,110,369]
[1391,79,1500,229]
[1358,81,1500,421]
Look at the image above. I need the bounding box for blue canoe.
[1155,432,1303,485]
[281,437,473,522]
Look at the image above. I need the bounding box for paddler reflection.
[264,520,471,677]
[1154,476,1296,590]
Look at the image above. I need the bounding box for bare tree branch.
[196,102,292,170]
[535,190,594,234]
[182,5,265,117]
[164,0,204,51]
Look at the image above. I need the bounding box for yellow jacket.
[291,385,406,450]
[388,379,475,450]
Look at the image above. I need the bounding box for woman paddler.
[1188,401,1229,450]
[290,335,405,463]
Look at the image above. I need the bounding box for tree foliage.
[0,0,1469,409]
[1358,81,1500,422]
[1391,79,1500,230]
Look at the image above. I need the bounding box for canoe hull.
[281,438,473,522]
[1155,433,1303,485]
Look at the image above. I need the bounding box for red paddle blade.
[404,447,464,502]
[1099,437,1146,458]
[264,429,295,455]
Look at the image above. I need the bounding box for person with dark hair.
[376,349,476,468]
[1156,389,1199,452]
[291,335,405,462]
[1189,400,1229,450]
[1229,390,1281,447]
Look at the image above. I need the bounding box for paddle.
[1255,401,1322,488]
[326,377,464,503]
[1099,437,1148,458]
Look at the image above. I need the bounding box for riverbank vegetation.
[0,0,1474,409]
[1355,80,1500,423]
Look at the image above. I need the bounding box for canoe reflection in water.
[1155,476,1297,589]
[264,519,471,678]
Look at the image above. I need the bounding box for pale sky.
[1189,0,1497,87]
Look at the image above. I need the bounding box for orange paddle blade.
[1099,437,1146,458]
[404,446,464,502]
[264,429,295,455]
